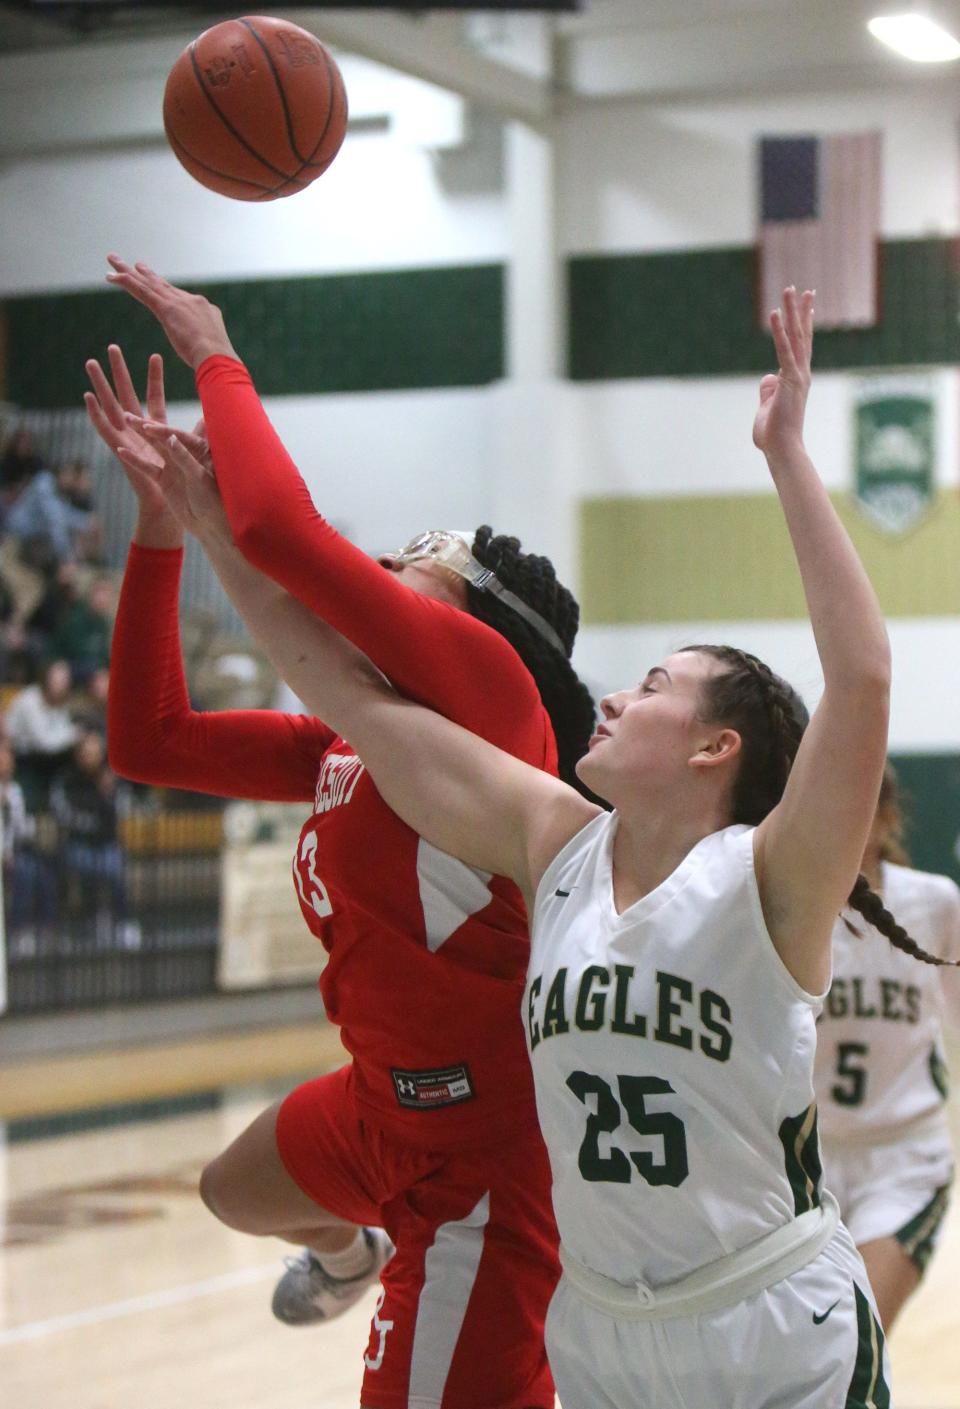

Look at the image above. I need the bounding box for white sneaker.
[271,1227,394,1326]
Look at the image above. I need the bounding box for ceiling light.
[868,13,960,61]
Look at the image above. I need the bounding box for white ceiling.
[555,0,960,100]
[1,1,959,119]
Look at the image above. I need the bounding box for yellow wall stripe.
[580,493,960,624]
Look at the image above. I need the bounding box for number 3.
[294,830,333,919]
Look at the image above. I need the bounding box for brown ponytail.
[848,873,960,967]
[686,645,952,967]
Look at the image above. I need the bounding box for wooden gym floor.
[0,1021,958,1408]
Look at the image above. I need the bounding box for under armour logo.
[398,1077,416,1097]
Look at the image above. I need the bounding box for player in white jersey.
[816,762,960,1330]
[124,288,958,1405]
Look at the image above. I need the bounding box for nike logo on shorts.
[555,888,573,898]
[812,1299,840,1325]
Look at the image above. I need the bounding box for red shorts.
[276,1064,559,1409]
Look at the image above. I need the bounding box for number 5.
[832,1042,868,1106]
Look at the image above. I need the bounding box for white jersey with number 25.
[526,812,828,1288]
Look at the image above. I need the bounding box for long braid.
[467,526,598,799]
[848,873,960,967]
[686,644,948,968]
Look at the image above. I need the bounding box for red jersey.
[109,362,559,1149]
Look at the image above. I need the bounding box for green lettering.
[826,979,848,1019]
[852,978,877,1019]
[653,971,693,1050]
[880,979,903,1021]
[542,968,570,1039]
[699,989,732,1062]
[527,975,542,1051]
[905,985,921,1024]
[611,964,646,1036]
[575,966,610,1031]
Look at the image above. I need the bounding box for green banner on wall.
[855,374,936,536]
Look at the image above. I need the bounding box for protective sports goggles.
[392,529,567,655]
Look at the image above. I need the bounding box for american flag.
[758,133,882,330]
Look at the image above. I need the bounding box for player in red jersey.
[88,260,596,1409]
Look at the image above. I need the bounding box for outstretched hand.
[119,416,234,546]
[105,254,240,370]
[753,287,814,463]
[84,345,212,518]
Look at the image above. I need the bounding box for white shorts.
[546,1224,892,1409]
[823,1131,953,1273]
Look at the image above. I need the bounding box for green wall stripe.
[3,263,504,408]
[569,239,960,380]
[8,236,958,404]
[580,492,960,623]
[887,754,960,889]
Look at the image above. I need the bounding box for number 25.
[567,1071,689,1187]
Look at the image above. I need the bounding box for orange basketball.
[163,15,348,201]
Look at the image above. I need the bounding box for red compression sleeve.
[196,357,545,754]
[108,542,331,801]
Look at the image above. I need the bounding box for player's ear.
[690,728,741,771]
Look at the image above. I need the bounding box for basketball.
[162,15,348,201]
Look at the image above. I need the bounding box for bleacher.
[0,409,286,1016]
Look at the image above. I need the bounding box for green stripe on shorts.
[895,1180,952,1275]
[846,1283,891,1409]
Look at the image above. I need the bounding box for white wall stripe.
[573,618,960,752]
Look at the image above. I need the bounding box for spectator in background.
[48,578,113,685]
[6,459,99,568]
[26,560,79,643]
[74,665,110,734]
[0,737,58,955]
[5,658,78,807]
[0,568,34,683]
[0,425,44,501]
[68,461,105,566]
[50,730,137,949]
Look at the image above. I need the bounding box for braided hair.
[682,645,808,827]
[685,645,958,968]
[846,874,959,967]
[467,526,598,797]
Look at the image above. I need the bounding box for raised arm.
[125,429,597,895]
[85,350,331,801]
[753,289,891,992]
[109,541,330,801]
[102,256,546,750]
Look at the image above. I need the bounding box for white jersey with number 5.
[526,811,828,1287]
[815,861,960,1147]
